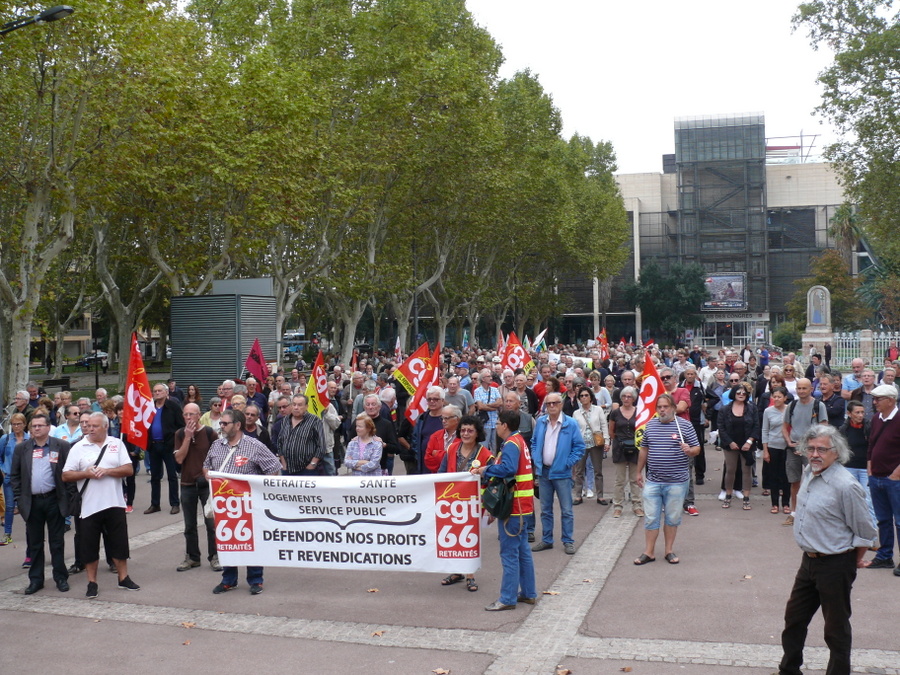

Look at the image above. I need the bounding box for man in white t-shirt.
[63,412,139,599]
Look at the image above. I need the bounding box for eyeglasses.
[579,393,592,399]
[806,446,834,455]
[546,400,562,406]
[440,416,456,421]
[459,428,475,433]
[220,422,233,427]
[426,398,441,402]
[661,375,673,381]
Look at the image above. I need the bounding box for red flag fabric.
[350,348,359,373]
[122,333,155,451]
[244,338,268,383]
[304,351,331,417]
[634,357,664,447]
[405,344,441,424]
[599,329,610,362]
[394,336,403,364]
[496,328,505,356]
[501,332,535,375]
[393,343,432,396]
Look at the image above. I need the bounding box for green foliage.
[623,260,708,339]
[786,249,867,329]
[794,1,900,267]
[772,321,803,352]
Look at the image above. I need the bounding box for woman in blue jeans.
[0,414,29,545]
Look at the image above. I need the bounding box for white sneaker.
[718,490,727,501]
[734,490,744,500]
[585,490,595,499]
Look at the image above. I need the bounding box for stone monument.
[802,285,833,360]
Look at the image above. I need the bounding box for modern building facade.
[559,113,851,347]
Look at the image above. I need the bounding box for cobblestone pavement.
[2,489,898,674]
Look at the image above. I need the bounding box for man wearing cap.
[456,362,471,389]
[863,384,900,573]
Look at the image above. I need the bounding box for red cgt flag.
[122,333,155,450]
[393,343,432,396]
[634,356,664,448]
[244,338,268,383]
[501,332,535,375]
[406,343,441,425]
[304,350,331,417]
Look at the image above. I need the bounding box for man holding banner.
[204,409,281,595]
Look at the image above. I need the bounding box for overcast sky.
[465,0,837,174]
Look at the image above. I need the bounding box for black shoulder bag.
[68,443,108,518]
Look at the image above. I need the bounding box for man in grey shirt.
[775,424,875,675]
[781,378,828,526]
[444,376,475,416]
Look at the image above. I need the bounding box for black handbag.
[482,475,515,520]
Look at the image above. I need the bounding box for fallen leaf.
[371,630,384,637]
[432,669,450,674]
[367,588,379,593]
[555,668,572,675]
[181,622,196,629]
[543,590,560,595]
[743,575,752,580]
[93,620,101,623]
[582,579,593,583]
[620,668,633,672]
[182,640,191,646]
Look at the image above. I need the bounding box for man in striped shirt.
[633,394,700,566]
[277,394,326,476]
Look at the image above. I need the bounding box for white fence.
[830,331,900,370]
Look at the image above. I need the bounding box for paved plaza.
[2,447,899,674]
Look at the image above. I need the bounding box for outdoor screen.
[702,273,748,310]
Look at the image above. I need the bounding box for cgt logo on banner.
[210,478,255,552]
[434,481,480,559]
[207,472,482,573]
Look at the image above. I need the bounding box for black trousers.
[148,440,180,507]
[181,479,216,562]
[779,549,857,675]
[26,493,67,585]
[691,421,706,479]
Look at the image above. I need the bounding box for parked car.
[74,351,108,369]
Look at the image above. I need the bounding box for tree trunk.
[338,299,367,366]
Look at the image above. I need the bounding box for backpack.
[785,399,826,427]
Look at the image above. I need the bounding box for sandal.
[762,490,770,496]
[742,497,751,510]
[722,496,732,508]
[665,552,679,564]
[783,505,791,514]
[770,506,779,514]
[466,578,478,592]
[441,574,465,586]
[634,553,656,565]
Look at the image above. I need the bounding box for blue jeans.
[642,479,690,531]
[3,475,13,535]
[845,468,877,529]
[869,475,900,561]
[497,514,536,606]
[539,474,574,545]
[222,566,264,587]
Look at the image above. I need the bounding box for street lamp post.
[1,5,74,36]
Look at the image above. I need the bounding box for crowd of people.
[1,339,897,628]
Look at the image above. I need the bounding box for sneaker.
[564,543,576,555]
[633,507,645,517]
[734,490,744,500]
[718,490,727,501]
[125,506,133,514]
[695,477,705,485]
[782,515,794,527]
[0,534,11,546]
[177,558,201,572]
[212,582,235,594]
[613,507,623,518]
[68,563,84,575]
[86,582,98,599]
[865,557,895,569]
[685,505,700,516]
[585,490,595,499]
[209,555,223,572]
[527,533,535,543]
[531,541,553,552]
[21,557,31,569]
[249,583,264,595]
[108,563,117,573]
[118,576,141,591]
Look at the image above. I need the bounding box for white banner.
[207,472,483,574]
